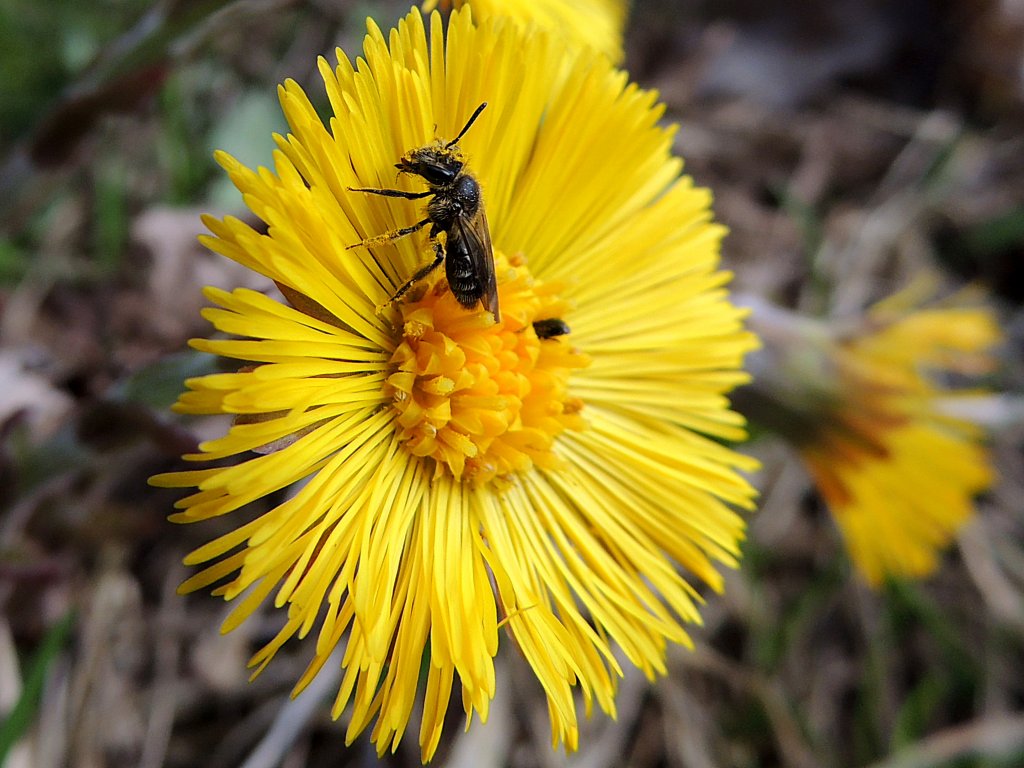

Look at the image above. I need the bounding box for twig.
[863,714,1024,768]
[138,564,187,768]
[237,647,343,768]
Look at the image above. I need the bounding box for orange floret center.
[384,252,589,485]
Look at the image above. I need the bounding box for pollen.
[384,252,590,485]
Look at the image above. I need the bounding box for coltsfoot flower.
[152,8,758,760]
[737,294,999,586]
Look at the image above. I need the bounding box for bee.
[347,102,499,321]
[532,318,571,339]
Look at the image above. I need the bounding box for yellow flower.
[151,8,757,761]
[423,0,628,60]
[739,296,999,587]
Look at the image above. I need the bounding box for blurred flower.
[423,0,628,60]
[151,7,757,761]
[736,294,999,586]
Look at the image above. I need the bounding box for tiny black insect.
[532,318,571,339]
[347,102,499,321]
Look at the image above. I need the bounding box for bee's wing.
[452,206,499,322]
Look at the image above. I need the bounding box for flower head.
[738,295,999,586]
[152,8,757,760]
[423,0,628,60]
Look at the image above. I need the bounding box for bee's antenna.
[446,102,487,148]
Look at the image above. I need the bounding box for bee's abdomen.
[446,249,482,307]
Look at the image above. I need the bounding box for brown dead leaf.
[132,207,272,342]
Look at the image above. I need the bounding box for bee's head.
[396,145,464,186]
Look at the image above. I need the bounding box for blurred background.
[1,0,1023,766]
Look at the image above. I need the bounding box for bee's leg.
[379,242,446,313]
[346,218,430,250]
[347,187,432,199]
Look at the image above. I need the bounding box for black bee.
[532,318,571,339]
[347,102,499,321]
